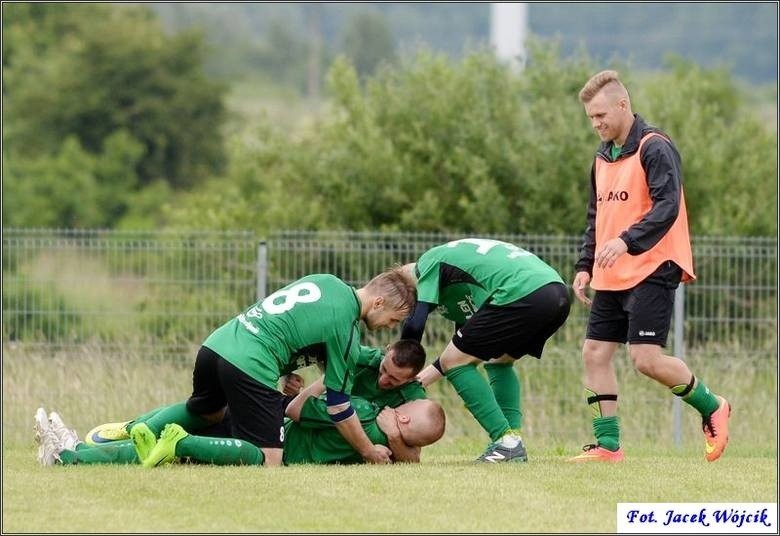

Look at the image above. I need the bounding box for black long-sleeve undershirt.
[400,301,435,342]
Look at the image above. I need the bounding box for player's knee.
[630,351,658,377]
[581,341,611,369]
[633,358,652,376]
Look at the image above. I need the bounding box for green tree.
[636,56,778,236]
[164,40,776,237]
[3,3,227,188]
[3,137,102,228]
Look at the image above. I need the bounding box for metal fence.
[2,228,258,358]
[264,231,778,353]
[4,228,776,444]
[3,228,777,356]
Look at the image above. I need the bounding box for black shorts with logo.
[451,282,571,361]
[586,262,683,347]
[186,346,286,449]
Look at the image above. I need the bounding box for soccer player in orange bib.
[568,70,730,463]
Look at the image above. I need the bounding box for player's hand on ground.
[572,271,593,307]
[281,373,304,396]
[363,444,393,464]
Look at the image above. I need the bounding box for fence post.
[672,283,686,447]
[256,240,268,300]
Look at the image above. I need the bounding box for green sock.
[484,362,522,430]
[593,416,620,451]
[673,378,720,417]
[176,435,265,466]
[446,364,511,442]
[59,440,140,465]
[133,402,212,436]
[585,389,620,451]
[124,405,166,433]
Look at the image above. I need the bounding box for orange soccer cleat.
[702,395,731,462]
[567,443,625,463]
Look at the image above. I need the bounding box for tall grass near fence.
[4,342,775,452]
[3,345,194,449]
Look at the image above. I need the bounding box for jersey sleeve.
[415,261,441,304]
[298,395,380,429]
[297,396,337,429]
[322,321,359,394]
[398,380,427,403]
[356,344,383,366]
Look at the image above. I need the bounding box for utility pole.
[490,3,528,72]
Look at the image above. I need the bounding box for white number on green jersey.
[262,282,322,315]
[446,238,531,259]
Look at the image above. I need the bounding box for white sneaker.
[34,407,49,457]
[48,411,82,451]
[34,408,62,466]
[39,428,63,466]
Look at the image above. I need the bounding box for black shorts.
[586,280,676,347]
[186,346,286,448]
[452,282,571,361]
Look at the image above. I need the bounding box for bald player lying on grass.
[35,379,445,466]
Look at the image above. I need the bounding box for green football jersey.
[283,396,386,465]
[416,238,564,325]
[203,274,361,392]
[353,345,427,408]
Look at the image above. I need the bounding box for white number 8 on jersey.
[261,282,322,315]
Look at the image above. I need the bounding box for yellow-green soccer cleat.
[130,422,158,463]
[85,421,131,447]
[142,423,189,468]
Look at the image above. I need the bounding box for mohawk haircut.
[579,70,627,104]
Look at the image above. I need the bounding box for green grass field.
[3,346,777,532]
[3,445,776,533]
